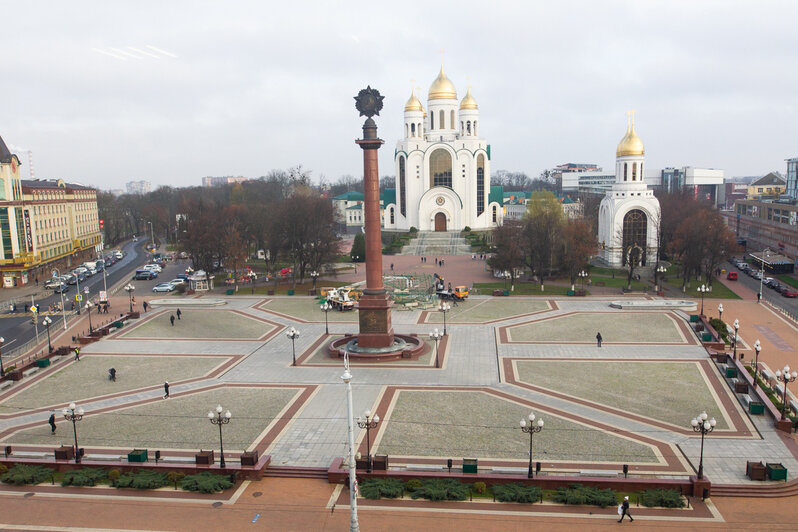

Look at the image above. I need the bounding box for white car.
[143,264,162,273]
[152,283,175,293]
[114,251,124,259]
[169,278,186,286]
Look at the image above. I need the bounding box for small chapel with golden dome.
[382,66,503,232]
[598,114,661,268]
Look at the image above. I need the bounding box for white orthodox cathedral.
[597,115,661,268]
[382,66,503,232]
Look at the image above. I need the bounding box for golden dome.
[616,118,645,157]
[460,86,477,110]
[404,89,423,112]
[428,66,457,100]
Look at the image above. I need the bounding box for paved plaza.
[0,290,797,517]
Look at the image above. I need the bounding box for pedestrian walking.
[24,304,28,313]
[596,332,602,348]
[757,291,762,303]
[163,381,170,399]
[74,347,80,361]
[618,496,633,522]
[35,277,39,286]
[70,301,75,311]
[390,263,394,272]
[176,308,182,320]
[170,314,175,326]
[143,301,148,312]
[108,368,117,381]
[48,411,56,434]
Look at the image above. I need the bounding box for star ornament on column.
[354,86,384,118]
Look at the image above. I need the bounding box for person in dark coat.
[163,381,170,399]
[48,412,56,434]
[142,301,148,312]
[176,308,182,320]
[170,314,175,326]
[596,332,602,348]
[618,495,633,522]
[108,368,116,381]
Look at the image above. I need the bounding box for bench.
[405,463,444,472]
[159,455,196,464]
[762,369,774,382]
[741,394,753,407]
[775,383,785,396]
[11,451,48,459]
[22,368,38,378]
[491,467,528,475]
[84,453,125,462]
[0,380,13,391]
[790,400,798,414]
[580,469,618,477]
[718,363,728,374]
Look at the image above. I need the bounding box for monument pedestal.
[357,292,394,348]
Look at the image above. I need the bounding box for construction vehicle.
[326,287,357,311]
[454,286,469,299]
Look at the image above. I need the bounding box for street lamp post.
[656,265,667,292]
[717,304,723,322]
[310,270,319,292]
[578,270,588,291]
[774,365,798,420]
[758,250,769,303]
[63,402,85,463]
[321,302,331,335]
[0,337,5,377]
[732,319,739,360]
[438,302,451,336]
[429,328,441,369]
[53,268,67,330]
[520,411,544,478]
[208,405,232,468]
[698,284,708,316]
[125,284,135,313]
[286,327,300,366]
[753,339,761,388]
[85,302,93,333]
[356,410,380,473]
[341,351,360,532]
[43,316,53,353]
[690,411,716,480]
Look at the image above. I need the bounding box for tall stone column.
[354,87,394,348]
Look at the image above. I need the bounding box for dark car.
[53,283,70,294]
[134,270,156,280]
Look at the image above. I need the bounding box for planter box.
[492,290,503,296]
[372,455,389,471]
[54,446,74,460]
[127,449,148,462]
[725,367,738,378]
[749,402,765,415]
[36,358,51,368]
[267,290,275,296]
[195,450,214,465]
[746,461,767,481]
[735,381,749,394]
[690,315,700,323]
[767,462,787,481]
[240,451,258,466]
[462,458,478,474]
[287,290,295,296]
[7,369,23,381]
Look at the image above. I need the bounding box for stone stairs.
[398,231,473,256]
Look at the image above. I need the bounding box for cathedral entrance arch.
[622,209,647,266]
[434,212,447,232]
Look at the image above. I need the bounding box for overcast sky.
[2,1,797,190]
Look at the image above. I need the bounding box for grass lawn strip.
[260,298,359,322]
[0,356,228,414]
[507,312,684,343]
[515,360,730,430]
[376,390,658,463]
[119,310,272,339]
[664,279,741,300]
[3,386,299,451]
[425,299,549,324]
[473,282,575,296]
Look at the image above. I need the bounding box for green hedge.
[409,478,469,501]
[62,468,108,487]
[708,317,729,343]
[359,478,405,500]
[639,488,685,508]
[492,483,541,503]
[114,470,168,489]
[1,465,54,485]
[181,471,234,493]
[552,483,617,507]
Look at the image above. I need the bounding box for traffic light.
[99,219,104,229]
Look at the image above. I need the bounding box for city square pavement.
[1,274,797,528]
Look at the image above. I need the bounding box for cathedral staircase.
[398,231,473,256]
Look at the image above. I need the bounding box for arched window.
[429,149,452,188]
[474,120,477,135]
[418,122,422,136]
[450,110,455,130]
[399,156,407,217]
[623,163,628,181]
[461,121,464,135]
[467,121,472,135]
[639,163,643,178]
[390,207,395,225]
[439,110,445,130]
[477,154,485,216]
[430,113,434,129]
[405,124,408,138]
[411,123,415,137]
[632,162,637,181]
[492,205,497,223]
[622,209,648,267]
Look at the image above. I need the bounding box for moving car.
[134,270,157,280]
[726,272,738,280]
[169,278,186,286]
[44,277,64,289]
[53,283,70,294]
[143,264,162,273]
[152,283,175,293]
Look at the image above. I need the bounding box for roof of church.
[382,188,396,206]
[489,186,503,205]
[0,135,14,163]
[751,172,786,186]
[333,191,365,201]
[346,204,362,210]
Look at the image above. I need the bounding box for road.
[726,258,798,316]
[0,238,181,354]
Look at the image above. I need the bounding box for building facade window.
[439,110,445,130]
[492,205,497,223]
[476,154,485,216]
[622,209,647,266]
[390,207,395,224]
[450,110,455,130]
[430,149,452,188]
[399,156,407,217]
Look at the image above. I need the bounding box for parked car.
[53,283,70,294]
[134,270,156,280]
[782,289,798,298]
[169,278,186,286]
[726,272,738,281]
[114,250,124,259]
[176,273,190,281]
[152,283,175,293]
[763,277,777,288]
[143,264,162,273]
[44,277,63,289]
